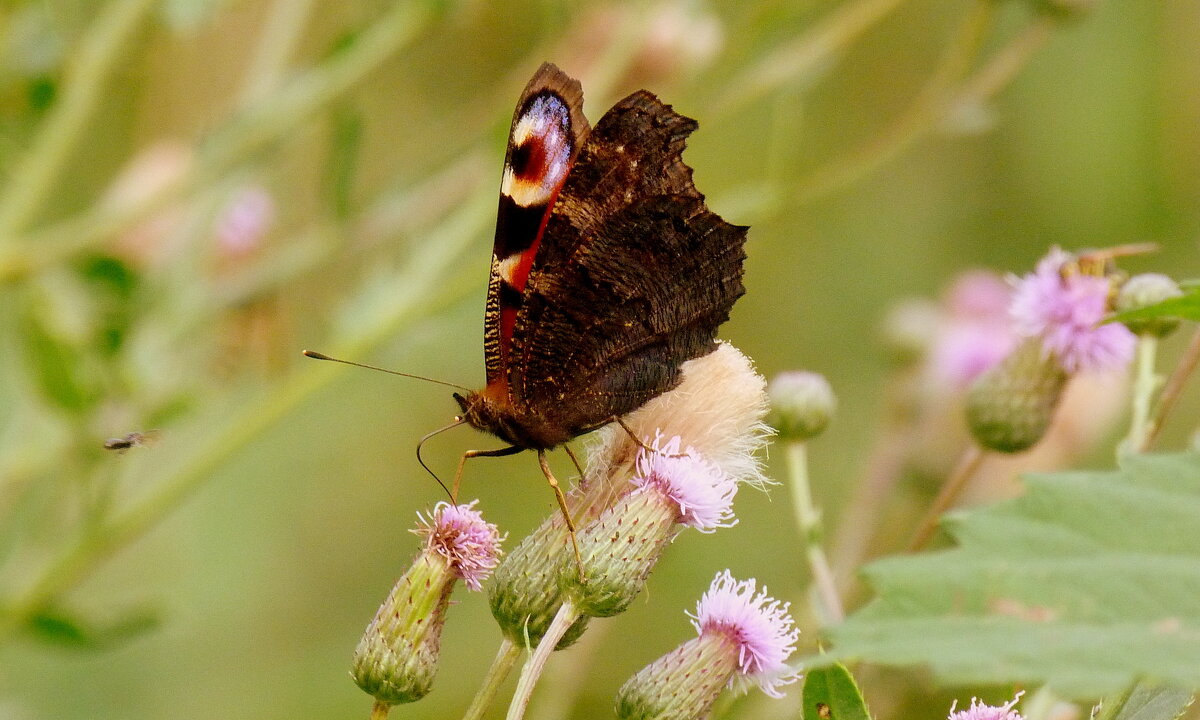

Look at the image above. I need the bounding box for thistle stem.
[1122,336,1160,456]
[462,638,522,720]
[369,700,391,720]
[785,441,844,625]
[907,445,986,552]
[1143,326,1200,451]
[506,600,581,720]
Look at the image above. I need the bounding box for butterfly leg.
[452,445,524,502]
[537,450,586,581]
[563,444,586,484]
[613,416,687,458]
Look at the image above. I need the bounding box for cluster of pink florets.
[632,433,738,531]
[413,501,503,591]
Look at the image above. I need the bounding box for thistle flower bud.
[966,339,1068,453]
[880,299,939,367]
[562,436,737,618]
[352,502,501,706]
[1116,273,1184,338]
[768,372,836,441]
[615,571,799,720]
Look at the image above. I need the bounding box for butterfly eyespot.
[511,139,545,182]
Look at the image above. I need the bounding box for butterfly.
[449,63,748,552]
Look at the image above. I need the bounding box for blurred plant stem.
[1143,327,1200,451]
[1121,336,1160,456]
[0,188,493,642]
[714,0,913,116]
[792,0,996,202]
[907,445,985,552]
[462,638,522,720]
[0,0,156,240]
[238,0,318,105]
[0,0,437,284]
[785,440,844,625]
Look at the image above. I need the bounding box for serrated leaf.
[1094,682,1194,720]
[802,453,1200,699]
[1108,286,1200,324]
[802,663,872,720]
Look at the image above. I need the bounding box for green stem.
[238,0,317,105]
[462,638,522,720]
[1143,326,1200,451]
[506,600,581,720]
[0,189,492,641]
[792,0,996,202]
[369,699,391,720]
[714,0,913,116]
[1122,335,1159,456]
[0,0,156,239]
[785,441,844,625]
[907,445,986,552]
[0,0,437,284]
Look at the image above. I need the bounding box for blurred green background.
[1,0,1197,718]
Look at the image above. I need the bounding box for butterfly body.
[455,63,747,456]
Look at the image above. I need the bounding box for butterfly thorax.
[454,384,574,451]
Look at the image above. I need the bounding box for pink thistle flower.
[214,185,275,257]
[413,501,503,591]
[689,570,801,696]
[1010,248,1135,373]
[632,433,738,532]
[949,693,1024,720]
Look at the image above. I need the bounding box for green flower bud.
[488,518,590,650]
[351,553,452,705]
[1116,273,1184,338]
[966,339,1068,453]
[767,372,836,441]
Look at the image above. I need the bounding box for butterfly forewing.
[507,91,747,434]
[485,63,591,389]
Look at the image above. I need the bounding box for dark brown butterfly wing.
[507,91,747,435]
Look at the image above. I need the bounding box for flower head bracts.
[688,570,800,696]
[948,693,1024,720]
[413,501,503,591]
[632,433,738,532]
[1010,248,1135,373]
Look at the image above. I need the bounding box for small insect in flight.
[103,430,159,453]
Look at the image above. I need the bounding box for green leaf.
[802,663,872,720]
[1094,682,1194,720]
[28,606,161,649]
[804,453,1200,699]
[1108,286,1200,324]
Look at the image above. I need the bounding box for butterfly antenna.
[416,418,468,501]
[302,350,471,392]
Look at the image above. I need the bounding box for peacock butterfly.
[450,62,748,552]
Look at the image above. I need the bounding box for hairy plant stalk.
[506,601,582,720]
[462,638,522,720]
[785,441,844,624]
